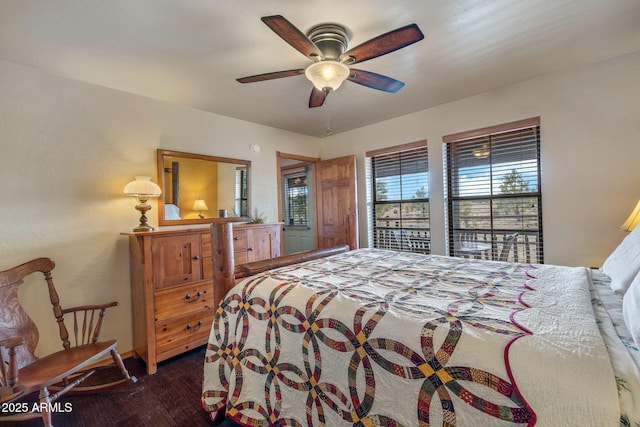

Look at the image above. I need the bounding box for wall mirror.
[156,149,251,226]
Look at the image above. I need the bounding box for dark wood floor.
[2,346,241,427]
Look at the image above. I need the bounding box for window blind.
[444,119,543,263]
[368,143,430,253]
[235,167,247,216]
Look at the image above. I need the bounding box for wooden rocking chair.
[0,257,136,426]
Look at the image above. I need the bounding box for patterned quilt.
[202,249,620,426]
[590,271,640,427]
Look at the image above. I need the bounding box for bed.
[202,222,640,426]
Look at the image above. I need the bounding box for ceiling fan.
[237,15,424,108]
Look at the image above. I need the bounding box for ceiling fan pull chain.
[325,106,332,134]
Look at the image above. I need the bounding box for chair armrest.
[0,336,25,349]
[60,301,118,315]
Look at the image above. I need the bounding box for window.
[235,167,248,216]
[444,117,543,263]
[284,170,309,226]
[366,141,430,253]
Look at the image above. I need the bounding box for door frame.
[276,151,321,249]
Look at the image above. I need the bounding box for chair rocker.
[0,257,136,426]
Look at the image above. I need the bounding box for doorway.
[277,152,358,254]
[277,152,319,255]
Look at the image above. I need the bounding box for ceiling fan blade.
[340,24,424,64]
[309,87,326,108]
[348,69,405,93]
[237,69,305,83]
[262,15,323,59]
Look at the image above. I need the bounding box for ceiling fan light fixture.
[305,61,350,92]
[472,144,490,159]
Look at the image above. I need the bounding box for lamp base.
[133,224,155,232]
[133,203,154,232]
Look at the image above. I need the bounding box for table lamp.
[192,199,209,219]
[620,199,640,232]
[124,176,162,232]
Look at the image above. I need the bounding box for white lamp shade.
[123,176,162,197]
[304,61,350,92]
[621,200,640,232]
[192,199,209,211]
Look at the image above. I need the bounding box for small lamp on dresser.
[620,199,640,232]
[192,199,209,219]
[124,176,162,232]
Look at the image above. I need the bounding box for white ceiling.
[1,0,639,138]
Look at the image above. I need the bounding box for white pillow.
[602,225,640,295]
[622,271,640,348]
[165,203,181,220]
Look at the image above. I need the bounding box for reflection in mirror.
[156,149,251,226]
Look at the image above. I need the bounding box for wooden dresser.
[123,222,281,374]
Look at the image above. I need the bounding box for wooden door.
[316,155,358,250]
[151,234,202,290]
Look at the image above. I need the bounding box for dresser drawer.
[154,281,214,321]
[234,250,247,265]
[233,229,247,251]
[155,309,214,356]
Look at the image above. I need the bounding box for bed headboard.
[211,222,349,303]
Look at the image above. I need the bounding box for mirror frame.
[156,149,251,226]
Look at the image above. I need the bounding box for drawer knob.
[186,320,203,333]
[193,255,200,260]
[248,247,253,251]
[185,291,201,302]
[234,236,239,241]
